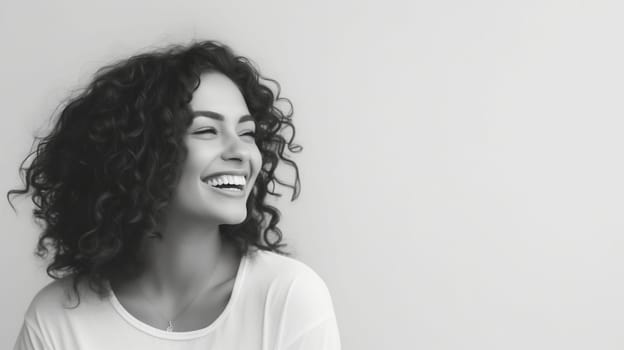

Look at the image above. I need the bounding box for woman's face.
[168,72,262,225]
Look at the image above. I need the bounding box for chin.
[214,210,248,225]
[221,216,246,225]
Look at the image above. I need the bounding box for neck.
[136,212,226,300]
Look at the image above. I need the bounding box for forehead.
[189,72,249,117]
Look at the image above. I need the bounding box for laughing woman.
[8,40,340,350]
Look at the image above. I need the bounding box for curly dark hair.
[6,40,302,302]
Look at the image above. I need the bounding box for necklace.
[138,257,223,332]
[140,281,212,332]
[141,278,213,332]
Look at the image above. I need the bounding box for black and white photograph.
[2,1,623,349]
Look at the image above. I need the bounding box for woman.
[8,40,340,349]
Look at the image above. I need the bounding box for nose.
[221,133,250,162]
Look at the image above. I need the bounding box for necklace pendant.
[166,321,174,332]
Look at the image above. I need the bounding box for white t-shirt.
[13,249,341,350]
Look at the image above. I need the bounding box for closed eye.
[193,129,256,138]
[194,128,216,135]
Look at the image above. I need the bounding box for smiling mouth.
[202,175,247,192]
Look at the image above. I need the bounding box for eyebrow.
[192,110,254,124]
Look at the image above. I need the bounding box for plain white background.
[2,0,624,349]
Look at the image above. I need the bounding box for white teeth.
[205,174,247,187]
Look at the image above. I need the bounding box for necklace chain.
[141,282,211,332]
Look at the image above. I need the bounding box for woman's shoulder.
[246,249,335,312]
[23,275,103,324]
[248,249,326,283]
[245,249,339,345]
[25,277,72,315]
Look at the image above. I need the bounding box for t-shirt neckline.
[107,250,248,340]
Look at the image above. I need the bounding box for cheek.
[177,147,213,187]
[180,156,203,180]
[251,146,263,174]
